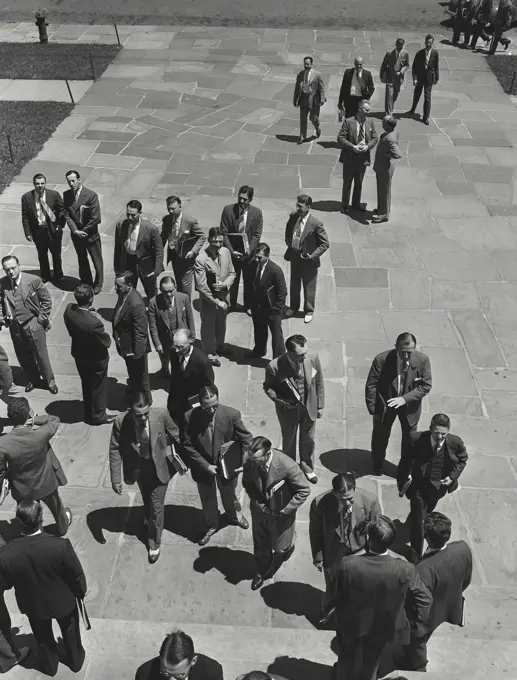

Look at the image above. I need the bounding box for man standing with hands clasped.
[293,56,326,145]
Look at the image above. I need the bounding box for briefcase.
[265,285,276,309]
[277,377,302,405]
[218,440,243,481]
[267,479,293,514]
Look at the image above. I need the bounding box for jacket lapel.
[136,221,146,249]
[303,356,312,393]
[114,293,130,327]
[299,214,313,245]
[158,294,171,329]
[178,215,187,242]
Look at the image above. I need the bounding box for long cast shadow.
[260,581,325,628]
[193,546,257,584]
[267,655,334,680]
[319,448,398,480]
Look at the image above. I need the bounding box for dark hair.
[238,185,254,201]
[368,515,396,550]
[332,473,356,492]
[285,334,307,352]
[425,33,434,41]
[7,397,30,425]
[160,275,176,289]
[423,512,452,548]
[131,392,150,410]
[16,500,43,533]
[159,629,194,664]
[199,384,219,400]
[66,170,80,180]
[115,270,136,287]
[297,194,312,207]
[249,436,272,455]
[241,673,271,680]
[396,37,405,44]
[383,115,397,131]
[32,173,46,183]
[430,413,450,429]
[166,195,181,207]
[126,199,143,213]
[208,227,223,240]
[74,283,94,306]
[396,332,417,348]
[255,243,270,257]
[304,56,314,64]
[1,255,19,266]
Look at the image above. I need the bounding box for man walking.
[293,56,326,145]
[220,185,264,311]
[0,501,86,676]
[284,195,329,324]
[372,115,402,224]
[242,436,310,591]
[0,255,58,394]
[0,345,12,400]
[0,398,71,535]
[410,34,440,125]
[453,0,474,45]
[248,243,287,359]
[21,173,64,283]
[264,334,324,484]
[64,283,114,426]
[161,196,205,298]
[338,57,375,118]
[470,0,492,49]
[149,275,195,378]
[195,227,235,367]
[183,385,252,546]
[380,38,410,116]
[114,200,164,300]
[110,393,182,564]
[365,332,432,475]
[397,413,468,559]
[337,100,378,215]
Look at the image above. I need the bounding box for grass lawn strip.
[486,54,517,95]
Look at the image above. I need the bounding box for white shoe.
[304,313,313,324]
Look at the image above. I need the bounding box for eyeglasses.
[160,668,189,679]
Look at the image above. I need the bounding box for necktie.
[128,226,138,253]
[304,70,308,83]
[255,265,262,288]
[180,355,186,371]
[358,123,365,144]
[425,50,430,67]
[206,418,215,455]
[398,362,408,396]
[39,197,55,225]
[237,211,246,232]
[259,463,269,493]
[139,424,150,459]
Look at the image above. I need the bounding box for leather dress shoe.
[305,470,318,484]
[422,119,430,126]
[93,285,103,295]
[148,548,160,564]
[25,382,35,393]
[297,138,304,145]
[316,128,321,138]
[246,348,266,358]
[339,207,348,215]
[373,465,384,476]
[232,515,249,530]
[209,356,221,367]
[372,215,389,224]
[65,507,73,527]
[283,544,295,562]
[14,647,31,667]
[92,413,117,425]
[251,575,264,591]
[198,527,217,546]
[48,383,59,395]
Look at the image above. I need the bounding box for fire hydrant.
[34,8,49,44]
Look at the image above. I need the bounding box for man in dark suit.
[0,344,12,399]
[337,100,378,215]
[264,334,324,484]
[0,586,31,672]
[410,34,440,125]
[398,512,472,672]
[242,436,310,591]
[453,0,474,45]
[284,194,329,324]
[0,397,71,535]
[310,473,381,606]
[293,56,326,144]
[166,329,215,426]
[372,115,402,224]
[21,173,64,282]
[161,196,206,298]
[114,200,164,300]
[135,628,223,680]
[338,57,375,118]
[63,170,104,294]
[380,38,410,116]
[248,243,286,359]
[488,0,512,53]
[148,275,195,378]
[183,384,252,546]
[470,0,492,48]
[64,283,114,426]
[220,185,264,310]
[365,331,432,475]
[0,500,86,676]
[330,516,432,680]
[113,271,151,404]
[0,255,57,394]
[110,393,182,563]
[398,413,468,559]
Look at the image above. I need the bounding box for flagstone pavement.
[1,24,517,680]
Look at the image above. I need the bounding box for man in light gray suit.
[293,56,326,145]
[380,38,410,116]
[373,116,402,224]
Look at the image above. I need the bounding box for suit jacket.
[250,259,287,314]
[195,246,235,305]
[0,272,52,327]
[63,302,111,363]
[399,430,468,491]
[284,212,329,268]
[148,291,195,352]
[242,448,310,516]
[338,68,375,107]
[412,48,440,85]
[309,488,381,568]
[21,189,64,239]
[220,203,264,259]
[365,349,432,426]
[414,540,472,636]
[373,130,402,176]
[0,415,66,502]
[109,408,181,486]
[380,48,410,83]
[167,346,215,414]
[114,218,164,278]
[112,288,150,359]
[63,186,101,242]
[183,404,253,485]
[474,0,492,22]
[160,213,205,264]
[264,351,325,421]
[338,116,378,166]
[135,653,223,680]
[0,533,86,620]
[293,68,327,109]
[333,554,432,644]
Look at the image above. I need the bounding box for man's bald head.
[173,329,193,345]
[354,56,364,70]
